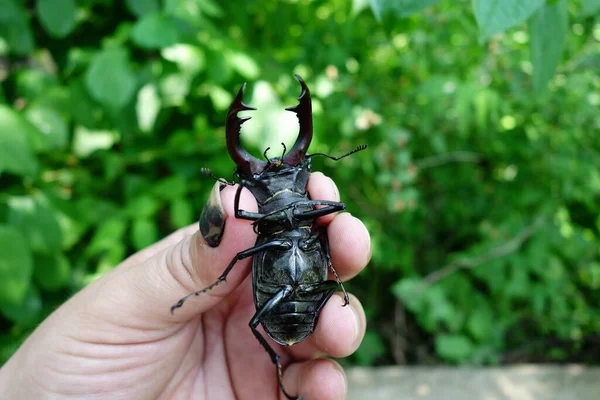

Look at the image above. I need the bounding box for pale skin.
[0,172,371,399]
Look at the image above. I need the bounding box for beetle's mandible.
[171,74,366,400]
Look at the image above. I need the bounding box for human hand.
[0,172,371,400]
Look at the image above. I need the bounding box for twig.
[414,151,482,170]
[422,215,545,286]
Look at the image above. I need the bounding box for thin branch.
[414,151,482,170]
[422,215,545,286]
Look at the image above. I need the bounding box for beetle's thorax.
[238,158,312,212]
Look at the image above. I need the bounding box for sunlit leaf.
[136,84,161,132]
[473,0,545,39]
[72,126,118,157]
[529,0,568,92]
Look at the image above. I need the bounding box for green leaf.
[170,198,193,228]
[152,175,188,200]
[0,105,39,176]
[0,0,34,54]
[0,225,33,306]
[354,330,386,365]
[87,218,127,257]
[125,0,159,17]
[1,286,42,325]
[24,105,69,151]
[34,253,71,292]
[131,218,159,250]
[69,79,102,128]
[7,196,63,255]
[124,195,160,218]
[472,0,546,40]
[36,0,77,38]
[391,278,425,313]
[131,12,179,50]
[529,0,568,92]
[467,304,493,341]
[85,47,136,108]
[435,334,474,362]
[582,0,600,17]
[368,0,442,21]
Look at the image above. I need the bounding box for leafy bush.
[1,0,599,366]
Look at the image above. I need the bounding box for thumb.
[71,182,258,329]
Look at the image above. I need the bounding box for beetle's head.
[225,74,313,179]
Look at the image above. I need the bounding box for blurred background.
[1,0,599,369]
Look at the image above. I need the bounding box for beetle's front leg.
[170,239,291,313]
[234,184,265,220]
[293,199,346,220]
[249,286,304,400]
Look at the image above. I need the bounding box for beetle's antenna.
[280,142,287,159]
[201,168,235,185]
[263,147,271,162]
[308,144,367,161]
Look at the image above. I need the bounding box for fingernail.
[199,182,228,247]
[350,300,361,344]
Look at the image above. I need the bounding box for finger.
[327,212,371,281]
[288,293,366,360]
[282,358,347,400]
[306,172,340,225]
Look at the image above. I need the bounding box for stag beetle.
[171,74,366,399]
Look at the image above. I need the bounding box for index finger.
[307,172,371,281]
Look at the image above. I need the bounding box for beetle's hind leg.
[249,286,303,400]
[319,227,349,306]
[170,240,291,313]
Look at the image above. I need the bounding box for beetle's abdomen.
[256,285,324,346]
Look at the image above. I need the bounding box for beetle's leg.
[299,280,338,314]
[233,184,265,221]
[318,227,349,306]
[293,200,346,220]
[170,240,291,313]
[250,286,302,400]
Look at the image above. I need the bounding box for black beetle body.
[172,75,366,400]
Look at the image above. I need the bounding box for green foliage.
[1,0,600,367]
